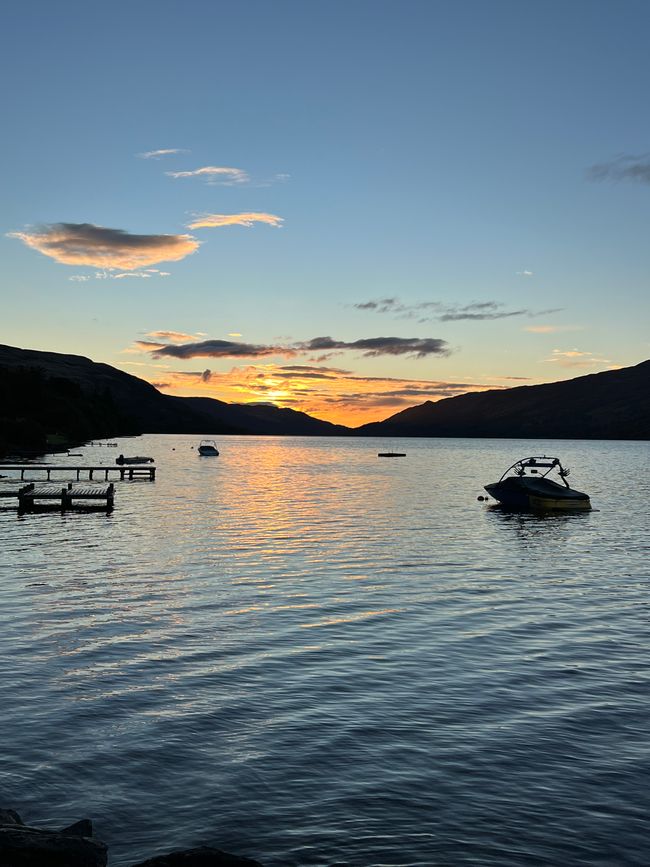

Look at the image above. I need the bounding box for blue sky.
[2,0,649,424]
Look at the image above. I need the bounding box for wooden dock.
[0,482,115,512]
[0,464,156,481]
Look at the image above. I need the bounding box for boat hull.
[198,447,219,456]
[484,477,591,511]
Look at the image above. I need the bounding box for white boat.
[198,440,219,456]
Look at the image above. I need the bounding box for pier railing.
[0,464,156,481]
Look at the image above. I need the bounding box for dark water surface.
[1,436,649,866]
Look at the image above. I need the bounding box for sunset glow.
[2,1,647,428]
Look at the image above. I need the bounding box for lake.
[1,435,649,866]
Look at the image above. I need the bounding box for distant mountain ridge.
[358,360,650,440]
[0,343,346,454]
[1,344,648,454]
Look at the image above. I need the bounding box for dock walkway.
[0,464,156,481]
[0,482,115,512]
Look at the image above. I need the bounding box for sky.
[2,0,649,426]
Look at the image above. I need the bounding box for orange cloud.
[8,223,199,270]
[149,362,501,426]
[145,330,206,343]
[187,212,284,229]
[525,325,583,334]
[543,349,612,368]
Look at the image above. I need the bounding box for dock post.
[107,483,115,511]
[151,467,156,480]
[17,483,34,513]
[61,486,71,511]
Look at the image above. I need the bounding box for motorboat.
[378,451,406,457]
[484,456,591,510]
[115,454,154,465]
[198,439,219,456]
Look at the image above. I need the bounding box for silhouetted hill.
[357,360,650,440]
[0,344,346,454]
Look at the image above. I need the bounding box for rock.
[0,808,24,825]
[131,845,264,866]
[0,812,107,866]
[60,818,94,837]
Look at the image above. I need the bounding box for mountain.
[2,344,648,455]
[357,360,650,440]
[0,344,346,454]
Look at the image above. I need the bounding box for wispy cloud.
[525,324,583,334]
[146,330,207,343]
[70,268,171,281]
[134,334,451,361]
[166,166,249,184]
[516,270,534,277]
[588,153,650,184]
[10,223,199,270]
[138,148,189,159]
[187,212,284,230]
[543,349,612,368]
[353,297,560,322]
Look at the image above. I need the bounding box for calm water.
[1,436,649,866]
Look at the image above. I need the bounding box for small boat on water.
[198,439,219,456]
[115,454,154,465]
[484,456,591,511]
[378,451,406,458]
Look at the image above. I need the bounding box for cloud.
[353,297,561,322]
[588,153,650,184]
[297,336,450,358]
[139,338,298,359]
[187,212,284,229]
[525,324,583,334]
[134,334,450,361]
[516,270,534,277]
[146,330,206,343]
[138,148,189,159]
[9,223,199,270]
[147,361,502,425]
[166,166,249,184]
[437,303,529,322]
[543,349,612,368]
[70,268,171,281]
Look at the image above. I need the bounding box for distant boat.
[484,456,591,510]
[198,439,219,456]
[115,454,154,465]
[378,451,406,457]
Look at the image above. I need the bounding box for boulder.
[0,810,107,866]
[131,846,264,866]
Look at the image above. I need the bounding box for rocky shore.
[0,809,263,866]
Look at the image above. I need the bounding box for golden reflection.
[300,608,402,629]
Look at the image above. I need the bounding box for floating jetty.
[0,464,156,481]
[0,482,115,512]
